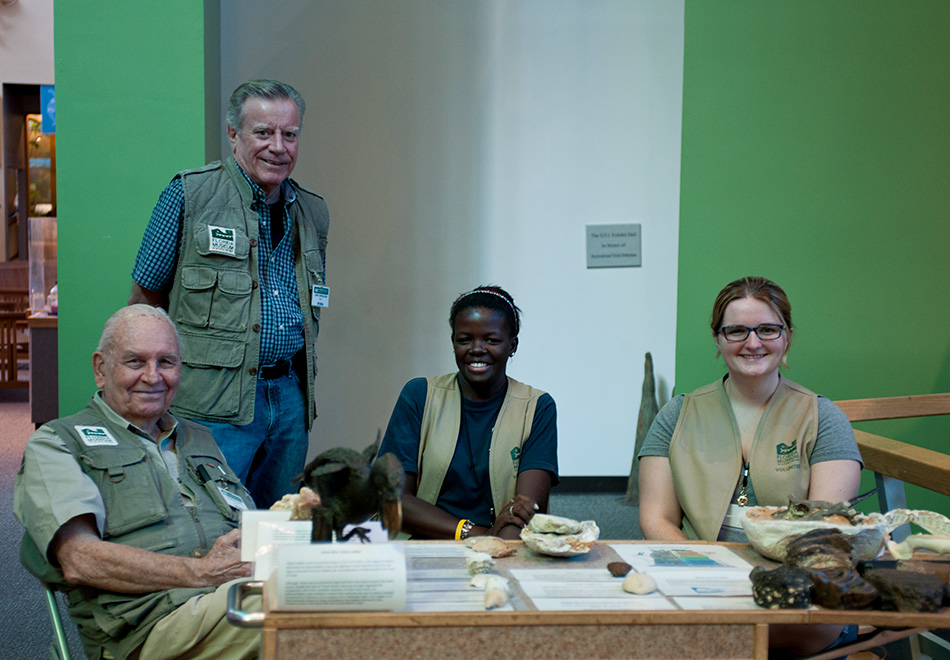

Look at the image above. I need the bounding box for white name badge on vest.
[75,426,119,447]
[219,486,248,511]
[208,225,237,256]
[312,285,330,308]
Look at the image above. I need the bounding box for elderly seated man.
[14,305,260,660]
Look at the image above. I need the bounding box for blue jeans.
[200,370,309,508]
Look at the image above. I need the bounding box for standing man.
[15,305,259,659]
[130,79,329,508]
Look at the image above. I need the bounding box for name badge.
[208,226,237,256]
[312,285,329,308]
[219,486,248,511]
[75,426,118,447]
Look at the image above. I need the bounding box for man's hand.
[192,529,251,587]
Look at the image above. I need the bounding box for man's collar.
[233,160,296,205]
[91,392,178,441]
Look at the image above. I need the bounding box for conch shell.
[465,536,516,558]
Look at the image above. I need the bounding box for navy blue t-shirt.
[379,376,558,527]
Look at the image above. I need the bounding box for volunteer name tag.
[312,285,329,308]
[219,486,248,511]
[208,226,237,256]
[75,426,119,447]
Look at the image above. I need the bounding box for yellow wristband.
[455,519,468,541]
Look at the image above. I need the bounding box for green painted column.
[678,1,950,513]
[53,2,207,415]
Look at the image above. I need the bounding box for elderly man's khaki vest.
[415,374,544,519]
[168,156,329,426]
[19,400,253,660]
[668,377,818,541]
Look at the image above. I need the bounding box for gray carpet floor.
[0,391,641,659]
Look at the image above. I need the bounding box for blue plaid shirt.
[132,165,308,365]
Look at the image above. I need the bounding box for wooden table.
[230,540,950,660]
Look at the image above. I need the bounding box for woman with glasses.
[637,276,862,654]
[639,275,862,542]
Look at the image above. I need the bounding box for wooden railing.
[833,394,950,540]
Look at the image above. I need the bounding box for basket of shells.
[739,496,888,562]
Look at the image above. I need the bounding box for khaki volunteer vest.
[167,156,329,426]
[415,373,544,519]
[668,377,818,541]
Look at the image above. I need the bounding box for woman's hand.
[490,494,539,536]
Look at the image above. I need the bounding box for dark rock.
[607,562,632,578]
[784,529,854,572]
[809,568,878,610]
[750,565,813,609]
[863,568,945,613]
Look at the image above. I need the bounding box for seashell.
[526,513,582,535]
[470,574,511,609]
[465,536,516,558]
[622,572,657,595]
[465,550,495,575]
[740,506,887,562]
[887,534,950,560]
[520,520,600,557]
[884,510,950,536]
[607,562,632,578]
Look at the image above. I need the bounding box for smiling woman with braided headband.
[377,285,558,540]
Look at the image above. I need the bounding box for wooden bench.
[834,394,950,540]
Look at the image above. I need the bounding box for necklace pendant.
[736,495,748,507]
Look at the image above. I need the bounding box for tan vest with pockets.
[668,377,818,541]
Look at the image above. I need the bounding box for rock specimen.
[784,529,854,571]
[863,568,946,613]
[750,566,813,609]
[622,572,657,595]
[809,568,878,610]
[608,561,632,578]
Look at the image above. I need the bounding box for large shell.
[526,513,582,535]
[464,536,516,558]
[521,520,600,557]
[740,507,887,562]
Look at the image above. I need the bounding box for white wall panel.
[219,0,683,476]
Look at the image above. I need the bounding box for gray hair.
[97,305,180,356]
[226,79,306,134]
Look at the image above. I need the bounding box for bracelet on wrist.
[457,519,475,540]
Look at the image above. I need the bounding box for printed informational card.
[268,543,407,611]
[610,543,754,572]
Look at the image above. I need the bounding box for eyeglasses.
[718,324,785,342]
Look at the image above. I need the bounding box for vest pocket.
[177,266,216,328]
[79,447,168,538]
[185,455,248,521]
[176,334,245,418]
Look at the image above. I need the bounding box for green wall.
[678,2,950,513]
[54,2,207,414]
